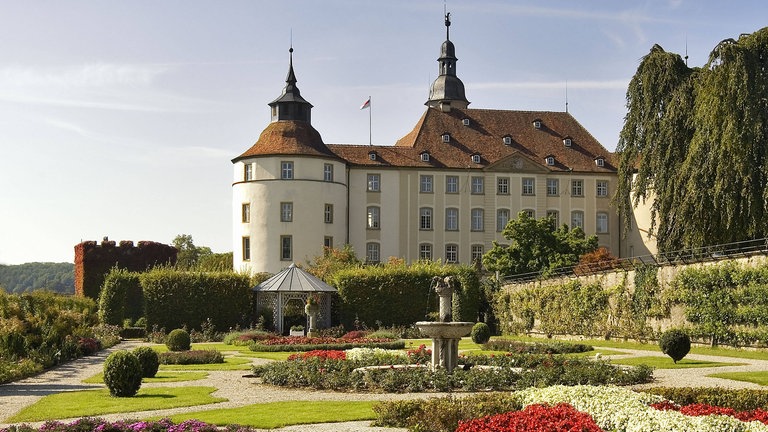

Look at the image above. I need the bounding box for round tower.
[232,48,348,274]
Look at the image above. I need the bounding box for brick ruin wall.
[74,239,177,299]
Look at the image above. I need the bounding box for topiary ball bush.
[471,322,491,344]
[103,350,143,397]
[166,329,191,352]
[659,328,691,363]
[133,346,160,378]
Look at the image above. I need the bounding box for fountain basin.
[415,321,474,339]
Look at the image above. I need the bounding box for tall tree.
[615,28,768,251]
[482,212,598,277]
[172,234,213,270]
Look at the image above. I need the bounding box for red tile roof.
[327,108,615,173]
[233,120,340,162]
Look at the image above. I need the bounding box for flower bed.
[0,417,258,432]
[456,403,602,432]
[248,335,404,352]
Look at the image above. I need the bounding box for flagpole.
[368,95,372,146]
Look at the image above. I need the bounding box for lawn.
[6,386,225,423]
[707,370,768,385]
[155,400,378,429]
[609,356,743,369]
[82,371,208,384]
[159,356,253,371]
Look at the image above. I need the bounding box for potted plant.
[289,325,305,337]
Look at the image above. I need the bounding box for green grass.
[155,400,377,428]
[6,386,225,423]
[610,356,743,369]
[707,371,768,385]
[236,351,295,361]
[82,371,208,384]
[159,356,252,371]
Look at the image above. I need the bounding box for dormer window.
[563,137,572,147]
[462,118,470,126]
[595,157,605,167]
[533,119,542,129]
[545,156,555,166]
[368,151,377,161]
[441,133,451,143]
[471,154,481,164]
[421,152,430,162]
[503,136,512,145]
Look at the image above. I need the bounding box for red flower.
[456,403,603,432]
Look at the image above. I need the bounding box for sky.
[0,1,766,265]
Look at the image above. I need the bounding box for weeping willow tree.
[615,28,768,252]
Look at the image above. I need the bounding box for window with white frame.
[471,245,484,263]
[242,236,250,261]
[471,208,484,231]
[445,208,459,231]
[571,211,584,229]
[545,156,555,166]
[241,203,250,223]
[546,178,559,196]
[471,176,484,194]
[522,178,535,195]
[571,179,584,197]
[596,180,608,197]
[596,157,605,167]
[324,203,333,223]
[420,152,430,162]
[280,235,292,260]
[446,175,459,193]
[323,163,333,182]
[442,133,450,143]
[366,242,380,263]
[420,175,433,193]
[367,206,380,229]
[497,209,510,232]
[281,161,294,179]
[546,210,559,229]
[244,164,253,181]
[367,173,380,192]
[420,207,433,230]
[445,244,458,263]
[471,154,481,164]
[280,202,293,222]
[596,212,609,233]
[503,136,512,145]
[420,243,433,260]
[497,177,509,195]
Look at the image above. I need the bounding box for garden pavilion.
[253,263,336,334]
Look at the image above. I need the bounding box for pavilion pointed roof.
[253,263,337,292]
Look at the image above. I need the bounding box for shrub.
[640,387,768,411]
[659,328,691,363]
[133,346,160,378]
[103,350,142,397]
[166,329,191,352]
[470,322,491,344]
[159,349,224,365]
[482,339,593,354]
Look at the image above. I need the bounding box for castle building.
[233,15,630,275]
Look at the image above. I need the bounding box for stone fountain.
[415,276,474,373]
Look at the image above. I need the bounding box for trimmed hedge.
[98,269,143,326]
[640,387,768,411]
[141,269,252,331]
[249,340,406,352]
[330,262,481,329]
[159,349,224,365]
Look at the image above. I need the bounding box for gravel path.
[2,342,768,431]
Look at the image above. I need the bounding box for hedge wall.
[98,268,143,326]
[141,269,252,331]
[330,262,480,329]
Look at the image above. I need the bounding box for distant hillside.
[0,262,75,294]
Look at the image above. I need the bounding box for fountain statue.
[415,276,474,373]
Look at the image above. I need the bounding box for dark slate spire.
[426,12,469,111]
[269,47,313,123]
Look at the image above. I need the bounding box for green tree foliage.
[172,234,213,270]
[197,252,233,272]
[306,245,362,282]
[615,28,768,251]
[482,212,598,277]
[0,262,74,294]
[98,268,143,326]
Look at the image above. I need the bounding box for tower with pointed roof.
[426,12,470,111]
[232,48,347,275]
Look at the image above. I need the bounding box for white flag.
[360,97,371,110]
